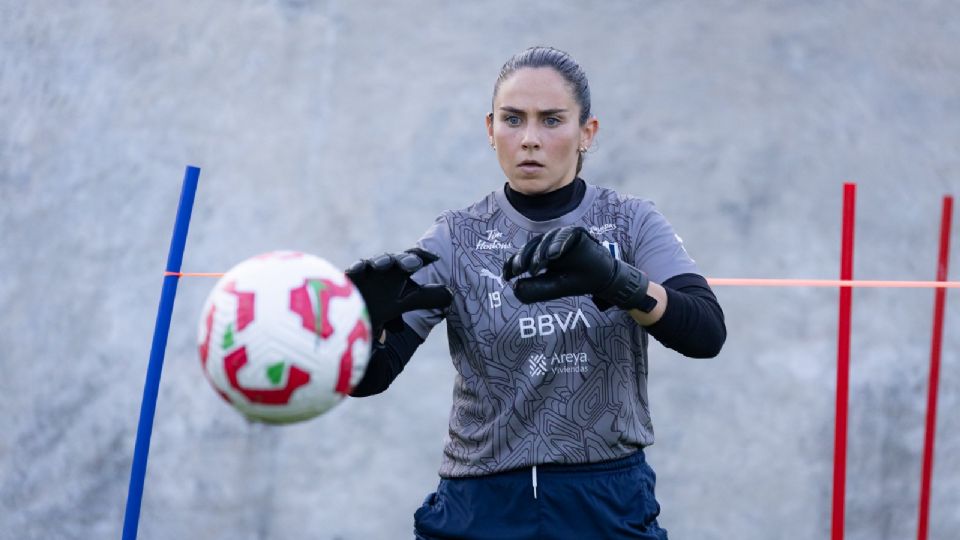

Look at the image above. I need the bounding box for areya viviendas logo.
[528,351,590,377]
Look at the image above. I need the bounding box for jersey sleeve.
[628,200,700,284]
[402,212,453,339]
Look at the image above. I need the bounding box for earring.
[578,147,587,154]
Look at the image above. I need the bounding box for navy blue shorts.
[413,450,668,539]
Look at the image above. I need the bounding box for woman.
[346,46,726,540]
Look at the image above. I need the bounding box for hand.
[345,248,453,336]
[502,226,655,312]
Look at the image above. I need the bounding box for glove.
[345,248,453,337]
[502,226,655,312]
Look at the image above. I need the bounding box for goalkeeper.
[346,46,725,540]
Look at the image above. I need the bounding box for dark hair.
[492,46,592,172]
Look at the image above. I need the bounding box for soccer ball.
[197,251,371,424]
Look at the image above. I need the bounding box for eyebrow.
[498,106,569,116]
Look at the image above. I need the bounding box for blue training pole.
[122,165,200,540]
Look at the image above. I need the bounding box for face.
[486,67,599,195]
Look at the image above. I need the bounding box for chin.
[508,176,562,196]
[509,181,548,195]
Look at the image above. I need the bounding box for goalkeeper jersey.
[403,181,699,478]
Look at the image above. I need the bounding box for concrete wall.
[1,1,958,538]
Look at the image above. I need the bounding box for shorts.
[413,450,667,539]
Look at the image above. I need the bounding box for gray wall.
[2,1,958,538]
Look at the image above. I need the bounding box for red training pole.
[831,183,856,540]
[917,195,954,540]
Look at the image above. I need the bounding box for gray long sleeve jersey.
[403,182,699,478]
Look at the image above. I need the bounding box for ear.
[485,113,494,145]
[579,116,599,151]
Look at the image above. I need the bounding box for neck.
[504,177,586,221]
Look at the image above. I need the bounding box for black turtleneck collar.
[504,177,587,222]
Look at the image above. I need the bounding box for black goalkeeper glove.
[502,226,656,312]
[345,248,453,337]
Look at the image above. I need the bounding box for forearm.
[349,322,424,397]
[627,281,668,326]
[634,273,726,358]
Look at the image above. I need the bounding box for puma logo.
[479,268,505,289]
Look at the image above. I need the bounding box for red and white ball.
[197,251,371,424]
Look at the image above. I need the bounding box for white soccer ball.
[197,251,371,424]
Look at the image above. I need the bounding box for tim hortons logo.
[476,229,512,251]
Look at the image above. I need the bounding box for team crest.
[602,240,621,260]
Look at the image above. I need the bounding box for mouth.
[517,160,544,172]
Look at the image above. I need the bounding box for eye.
[544,116,561,127]
[503,115,522,127]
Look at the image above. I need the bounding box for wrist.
[597,261,657,312]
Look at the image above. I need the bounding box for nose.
[521,125,541,150]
